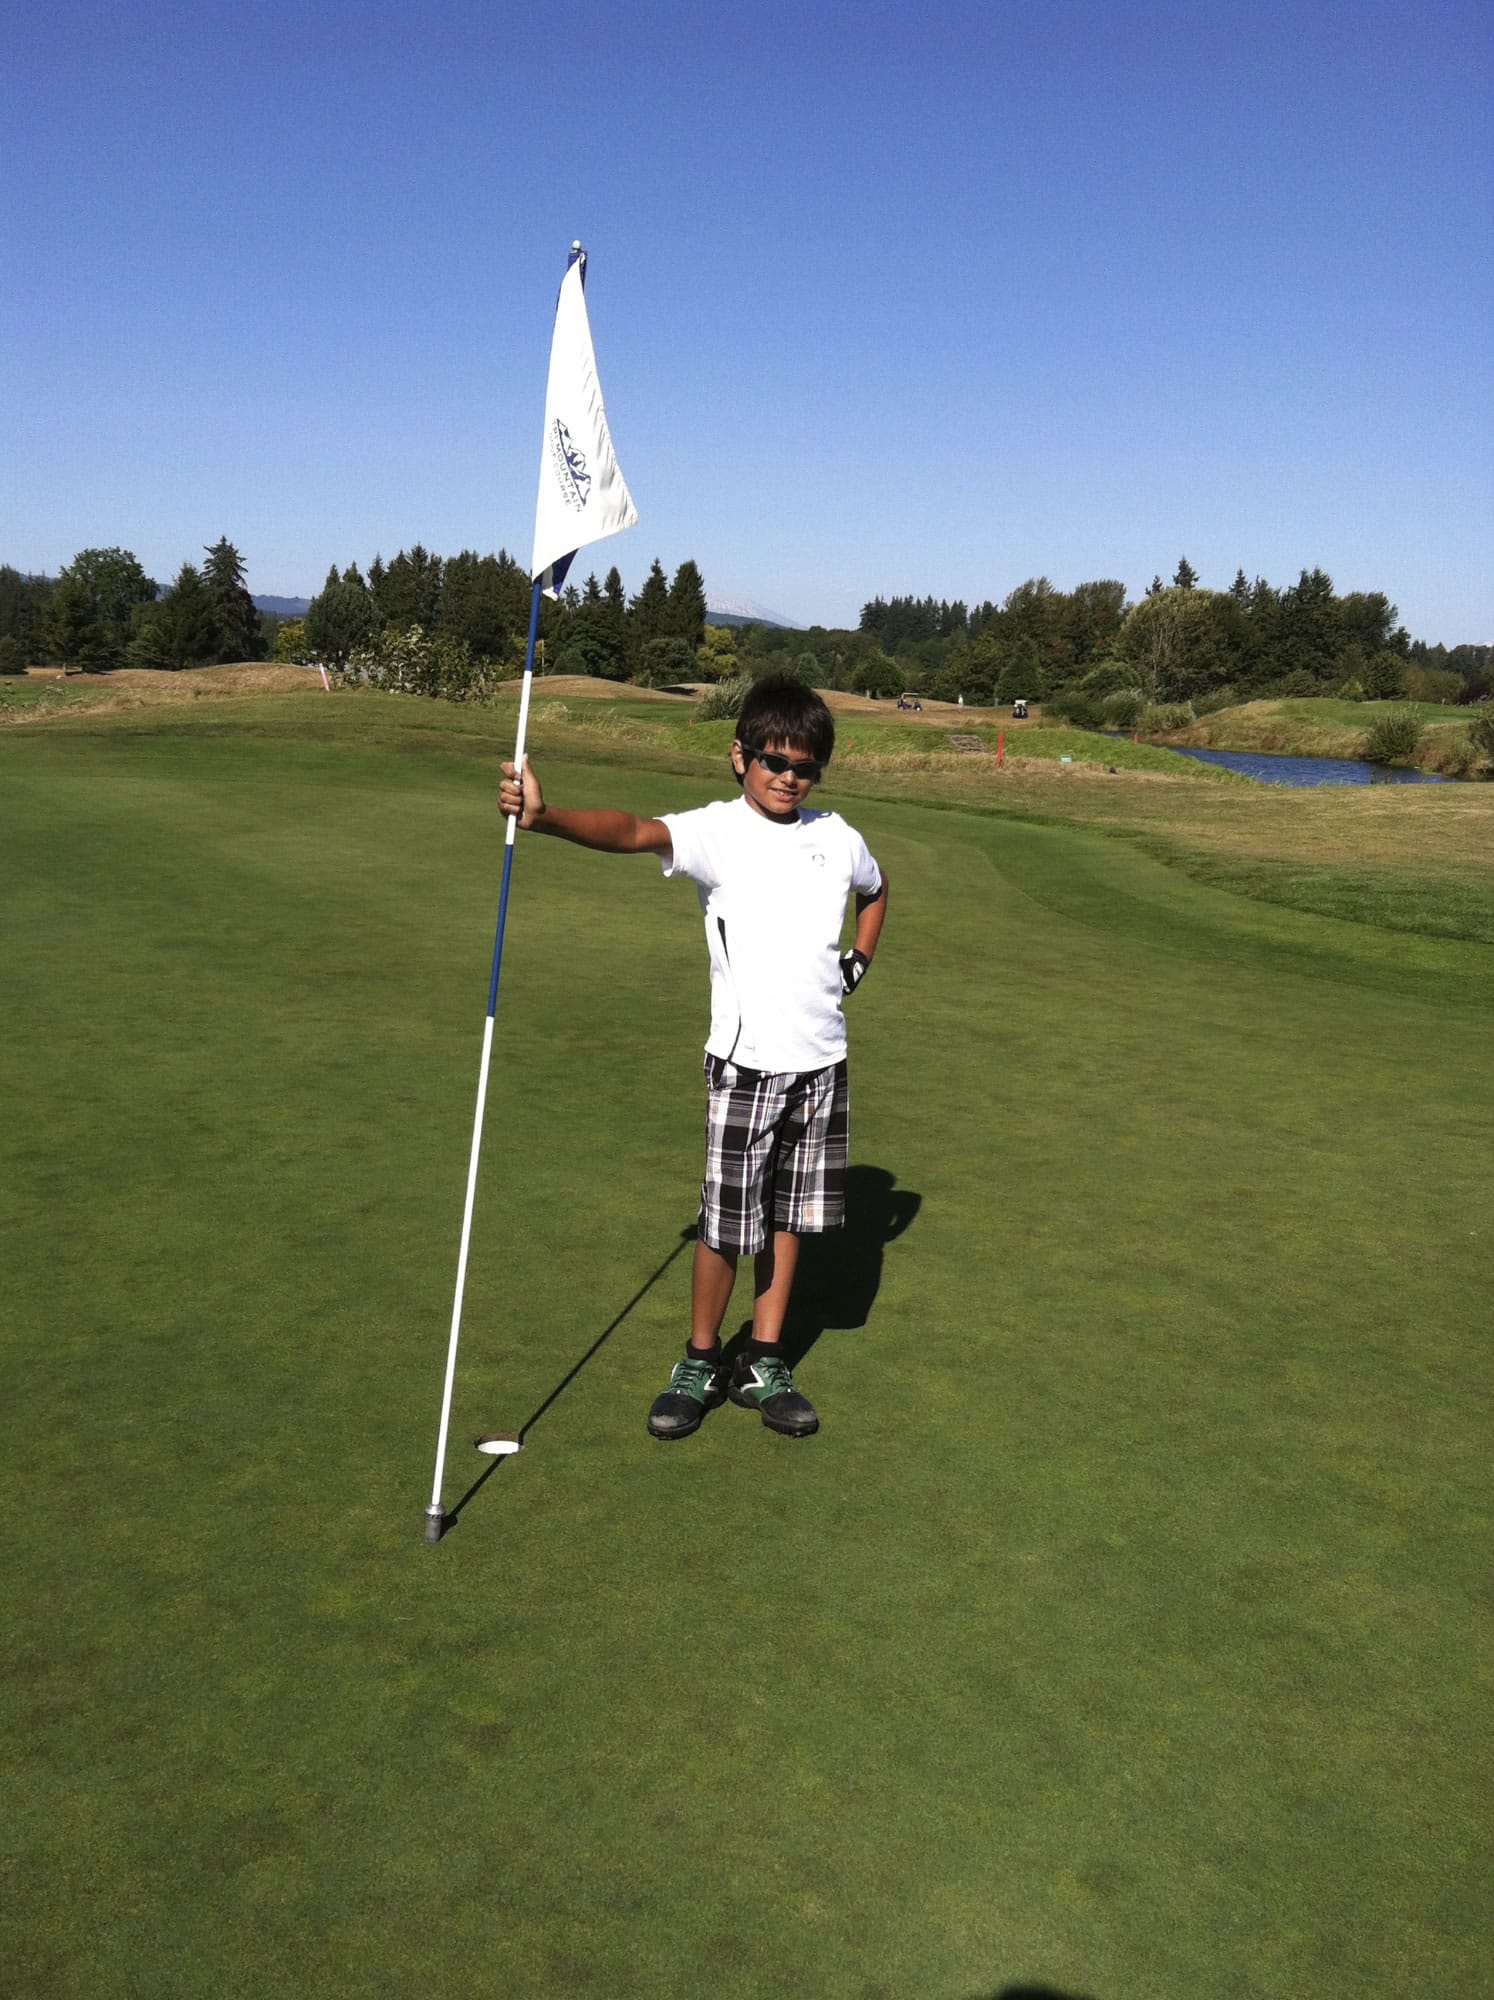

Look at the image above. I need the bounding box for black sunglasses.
[741,744,824,783]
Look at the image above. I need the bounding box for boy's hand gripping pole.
[424,580,543,1543]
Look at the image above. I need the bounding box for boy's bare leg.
[689,1240,738,1351]
[728,1229,818,1435]
[750,1230,800,1346]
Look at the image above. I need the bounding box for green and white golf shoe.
[728,1350,819,1437]
[647,1351,727,1440]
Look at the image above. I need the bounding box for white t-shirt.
[659,797,882,1072]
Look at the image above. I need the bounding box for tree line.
[0,542,264,674]
[853,561,1490,711]
[300,547,707,688]
[6,543,1486,714]
[0,540,711,693]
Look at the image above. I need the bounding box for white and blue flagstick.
[425,241,638,1544]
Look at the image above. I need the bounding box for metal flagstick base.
[424,580,544,1543]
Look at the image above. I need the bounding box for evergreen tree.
[628,559,670,664]
[1229,568,1250,603]
[439,551,522,660]
[128,563,219,670]
[0,566,55,660]
[1173,557,1199,590]
[305,568,378,664]
[380,545,443,629]
[666,559,707,648]
[559,572,629,680]
[46,574,113,671]
[202,537,264,661]
[1276,567,1338,684]
[601,565,630,672]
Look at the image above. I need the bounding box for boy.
[497,675,887,1440]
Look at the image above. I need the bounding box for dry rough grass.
[836,754,1494,877]
[497,673,692,702]
[5,663,326,724]
[496,674,1043,730]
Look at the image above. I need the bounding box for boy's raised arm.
[498,758,671,856]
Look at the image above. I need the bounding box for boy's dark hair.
[735,674,835,765]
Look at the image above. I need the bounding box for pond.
[1154,745,1448,787]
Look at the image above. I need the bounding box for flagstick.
[424,580,543,1543]
[422,235,634,1544]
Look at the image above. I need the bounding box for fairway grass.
[3,706,1491,1999]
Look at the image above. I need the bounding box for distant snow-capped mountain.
[705,591,801,630]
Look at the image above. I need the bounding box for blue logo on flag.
[550,419,592,511]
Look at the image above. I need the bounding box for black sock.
[687,1338,720,1360]
[747,1338,780,1364]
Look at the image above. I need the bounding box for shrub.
[1338,678,1366,702]
[1099,688,1146,729]
[696,674,752,721]
[0,635,26,675]
[1466,703,1494,762]
[1362,707,1424,764]
[1194,686,1239,716]
[634,636,696,688]
[1141,701,1196,732]
[343,624,492,703]
[1273,668,1322,698]
[1046,689,1104,729]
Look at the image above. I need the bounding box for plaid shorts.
[697,1054,850,1256]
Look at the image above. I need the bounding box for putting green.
[3,718,1489,1999]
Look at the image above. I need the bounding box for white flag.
[531,249,638,596]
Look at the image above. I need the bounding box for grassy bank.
[1160,697,1488,776]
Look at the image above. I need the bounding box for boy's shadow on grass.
[446,1223,698,1529]
[974,1987,1100,1999]
[723,1163,921,1373]
[448,1167,918,1529]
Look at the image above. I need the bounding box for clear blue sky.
[4,0,1491,642]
